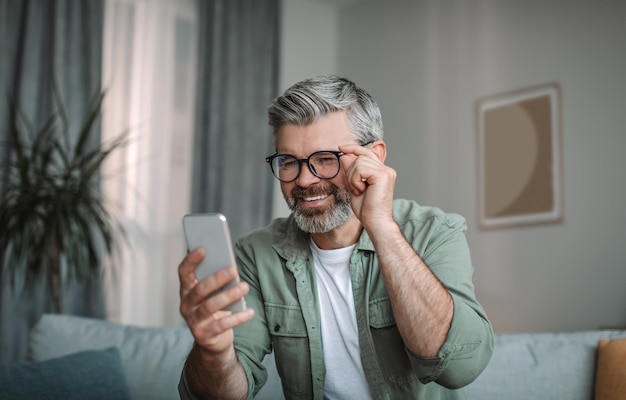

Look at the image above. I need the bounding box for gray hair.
[267,75,384,146]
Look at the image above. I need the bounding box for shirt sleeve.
[406,212,494,388]
[177,361,259,400]
[408,295,494,388]
[177,368,200,400]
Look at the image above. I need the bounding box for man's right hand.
[178,247,255,358]
[178,248,255,399]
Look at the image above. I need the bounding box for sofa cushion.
[595,338,626,400]
[464,330,626,400]
[28,314,193,400]
[0,347,130,400]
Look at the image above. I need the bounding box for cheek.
[280,181,293,193]
[327,177,350,200]
[330,169,350,188]
[280,182,295,201]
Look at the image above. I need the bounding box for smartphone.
[182,213,246,313]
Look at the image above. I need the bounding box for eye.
[312,152,338,165]
[277,155,297,169]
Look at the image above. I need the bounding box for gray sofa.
[464,329,626,399]
[4,314,625,399]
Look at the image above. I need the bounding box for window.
[101,0,199,327]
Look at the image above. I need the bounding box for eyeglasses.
[265,141,373,183]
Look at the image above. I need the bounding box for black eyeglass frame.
[265,141,374,183]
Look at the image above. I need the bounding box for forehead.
[276,111,353,154]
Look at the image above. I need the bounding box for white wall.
[282,0,626,333]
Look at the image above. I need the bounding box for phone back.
[183,213,234,275]
[182,213,246,312]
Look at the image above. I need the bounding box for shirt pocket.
[265,302,311,396]
[369,296,396,328]
[368,297,420,385]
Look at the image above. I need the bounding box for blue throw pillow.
[0,347,130,400]
[29,314,194,400]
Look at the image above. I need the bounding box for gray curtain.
[191,0,279,241]
[0,0,105,363]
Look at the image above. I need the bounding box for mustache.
[290,183,339,199]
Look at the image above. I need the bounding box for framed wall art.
[476,82,563,229]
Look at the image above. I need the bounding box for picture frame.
[476,82,563,229]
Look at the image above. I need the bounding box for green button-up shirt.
[180,199,493,399]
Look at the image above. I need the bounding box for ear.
[370,140,387,162]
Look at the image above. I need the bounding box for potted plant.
[0,90,128,313]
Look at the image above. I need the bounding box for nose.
[295,160,321,187]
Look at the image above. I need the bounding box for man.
[178,75,493,399]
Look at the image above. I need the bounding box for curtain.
[100,0,279,328]
[101,0,202,328]
[191,0,279,241]
[0,0,105,363]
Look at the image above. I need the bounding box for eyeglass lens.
[272,151,341,182]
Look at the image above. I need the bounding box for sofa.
[1,313,624,399]
[464,329,626,400]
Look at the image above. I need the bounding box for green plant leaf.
[1,89,129,312]
[73,90,105,160]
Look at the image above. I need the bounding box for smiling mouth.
[303,193,330,202]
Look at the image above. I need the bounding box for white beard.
[285,183,353,233]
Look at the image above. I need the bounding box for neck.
[310,215,362,250]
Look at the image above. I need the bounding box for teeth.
[303,194,329,202]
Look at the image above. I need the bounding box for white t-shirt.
[311,239,374,400]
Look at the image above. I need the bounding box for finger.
[187,265,240,305]
[347,172,368,195]
[338,142,377,158]
[212,307,255,331]
[194,279,250,319]
[178,247,205,295]
[192,307,255,348]
[188,281,252,339]
[214,307,255,332]
[341,154,378,194]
